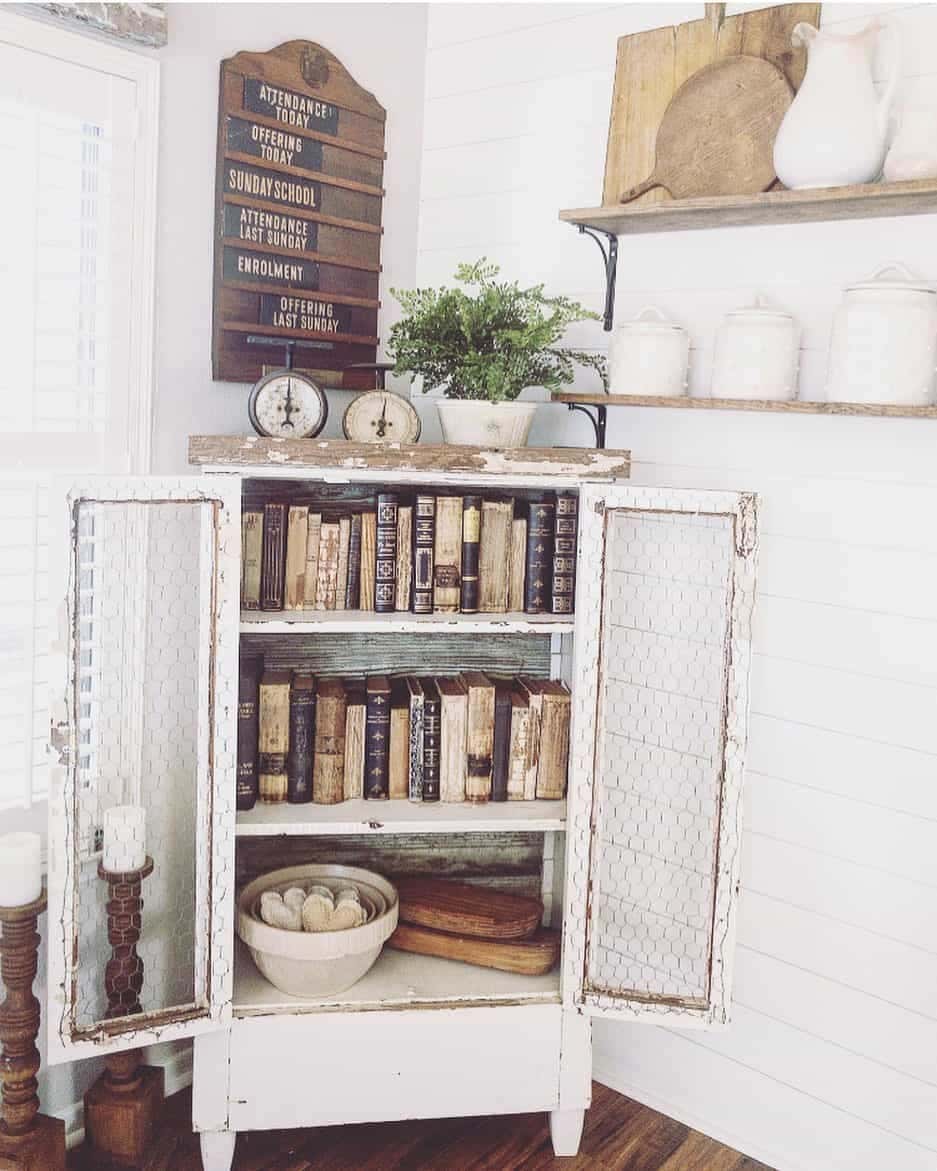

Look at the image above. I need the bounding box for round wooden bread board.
[395,878,542,940]
[387,923,560,976]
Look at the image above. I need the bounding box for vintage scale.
[341,362,422,444]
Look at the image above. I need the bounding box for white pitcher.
[773,20,899,189]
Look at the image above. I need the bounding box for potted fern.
[389,260,607,447]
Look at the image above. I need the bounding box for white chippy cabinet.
[48,444,757,1171]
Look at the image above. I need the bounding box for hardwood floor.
[68,1082,775,1170]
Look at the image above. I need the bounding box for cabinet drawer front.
[229,1005,562,1129]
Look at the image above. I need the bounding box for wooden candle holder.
[84,858,164,1167]
[0,889,66,1171]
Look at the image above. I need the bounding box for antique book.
[241,509,263,611]
[524,498,555,613]
[405,675,424,801]
[312,678,347,804]
[394,505,413,612]
[335,516,351,612]
[478,499,513,613]
[433,496,462,613]
[437,676,467,803]
[236,655,262,810]
[516,676,544,800]
[508,517,527,613]
[490,682,514,802]
[537,680,572,800]
[260,502,287,611]
[343,681,366,801]
[286,673,315,804]
[460,495,482,614]
[284,505,309,610]
[359,511,377,611]
[463,671,495,802]
[412,494,435,614]
[302,512,322,609]
[388,678,411,799]
[258,670,291,803]
[551,491,579,615]
[314,521,341,610]
[345,512,362,610]
[421,680,441,802]
[375,493,398,614]
[507,688,531,800]
[364,675,392,799]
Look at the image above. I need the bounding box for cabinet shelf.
[236,798,567,836]
[553,392,937,420]
[240,610,575,635]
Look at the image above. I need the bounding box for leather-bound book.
[405,675,424,801]
[359,511,377,610]
[284,505,309,610]
[388,678,410,799]
[314,521,340,610]
[479,500,512,613]
[508,517,526,613]
[551,491,578,615]
[241,510,263,611]
[394,505,413,611]
[260,502,287,611]
[236,655,262,810]
[412,495,435,614]
[364,676,392,799]
[507,688,530,800]
[437,676,467,803]
[460,496,482,613]
[524,499,555,613]
[302,512,322,608]
[345,513,362,610]
[433,496,462,613]
[258,670,291,802]
[343,681,366,800]
[335,516,351,611]
[312,678,346,804]
[537,680,572,799]
[375,493,398,613]
[286,674,315,804]
[462,671,495,802]
[490,682,514,802]
[516,677,544,800]
[421,680,441,802]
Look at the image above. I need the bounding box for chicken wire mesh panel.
[68,497,214,1038]
[583,509,735,1010]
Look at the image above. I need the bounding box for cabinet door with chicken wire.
[47,475,239,1061]
[564,486,757,1026]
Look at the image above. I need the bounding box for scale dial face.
[248,370,328,439]
[342,390,422,444]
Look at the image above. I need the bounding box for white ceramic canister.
[711,295,800,401]
[827,264,937,405]
[608,306,689,397]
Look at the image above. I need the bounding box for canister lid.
[848,263,936,295]
[725,293,795,322]
[618,306,686,333]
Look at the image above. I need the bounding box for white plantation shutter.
[0,15,158,813]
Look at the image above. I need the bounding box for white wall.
[419,4,937,1170]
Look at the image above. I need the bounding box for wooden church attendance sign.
[212,41,385,384]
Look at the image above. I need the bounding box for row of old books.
[237,658,571,810]
[240,490,578,615]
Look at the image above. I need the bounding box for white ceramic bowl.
[237,864,398,998]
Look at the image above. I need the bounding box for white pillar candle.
[0,831,42,907]
[102,805,147,873]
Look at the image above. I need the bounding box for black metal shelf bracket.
[565,401,607,449]
[578,223,618,332]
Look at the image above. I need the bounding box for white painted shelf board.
[232,938,562,1015]
[240,610,574,635]
[236,797,568,836]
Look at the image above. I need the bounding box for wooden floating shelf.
[553,393,937,419]
[560,178,937,236]
[240,610,574,635]
[235,797,567,836]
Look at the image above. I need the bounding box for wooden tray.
[387,922,560,976]
[395,878,542,940]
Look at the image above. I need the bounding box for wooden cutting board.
[388,922,561,976]
[395,878,542,940]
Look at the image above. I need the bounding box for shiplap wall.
[419,5,937,1169]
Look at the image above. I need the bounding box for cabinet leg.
[200,1130,236,1171]
[550,1108,585,1156]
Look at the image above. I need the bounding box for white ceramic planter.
[436,400,538,447]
